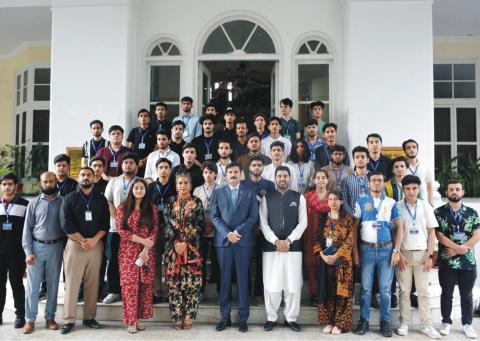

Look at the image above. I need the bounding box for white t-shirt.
[104,175,139,232]
[144,148,181,181]
[260,135,292,162]
[398,198,438,250]
[262,162,298,192]
[407,161,433,202]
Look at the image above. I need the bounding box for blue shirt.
[304,137,325,161]
[354,194,401,243]
[172,114,202,143]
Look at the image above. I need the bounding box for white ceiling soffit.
[433,0,480,38]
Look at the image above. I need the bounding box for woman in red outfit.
[304,169,330,305]
[116,178,159,333]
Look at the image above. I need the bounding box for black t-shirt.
[151,118,172,138]
[232,140,249,161]
[191,135,220,163]
[92,178,108,196]
[127,126,156,159]
[170,140,185,163]
[147,180,176,214]
[0,196,29,255]
[367,154,393,180]
[58,177,78,197]
[168,164,204,194]
[81,138,108,162]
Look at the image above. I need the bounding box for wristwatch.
[392,249,400,254]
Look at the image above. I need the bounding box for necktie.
[231,188,238,207]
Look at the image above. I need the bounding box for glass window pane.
[456,108,476,142]
[457,145,477,169]
[23,87,27,103]
[244,26,275,53]
[307,40,320,52]
[15,114,19,145]
[31,144,49,179]
[454,82,475,98]
[203,26,234,54]
[23,70,28,86]
[434,82,452,98]
[150,65,180,102]
[434,145,451,172]
[34,85,50,101]
[169,45,180,56]
[434,107,451,142]
[434,64,452,81]
[32,110,49,142]
[298,43,309,54]
[454,64,475,80]
[160,42,171,54]
[21,111,27,144]
[16,91,20,106]
[318,43,328,54]
[16,74,21,90]
[151,45,162,56]
[222,20,255,50]
[297,102,329,130]
[298,64,329,102]
[34,68,50,84]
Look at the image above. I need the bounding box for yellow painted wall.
[434,39,480,61]
[0,46,51,146]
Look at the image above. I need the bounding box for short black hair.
[205,103,216,111]
[89,156,105,166]
[270,141,285,151]
[268,116,282,125]
[182,143,197,153]
[54,153,71,165]
[123,152,140,165]
[172,120,186,128]
[310,100,325,110]
[181,96,193,103]
[304,118,318,128]
[247,133,261,142]
[109,125,124,134]
[217,139,232,149]
[199,114,216,125]
[155,157,172,168]
[330,144,345,154]
[366,133,382,143]
[235,117,248,127]
[0,172,18,184]
[368,171,385,181]
[137,108,150,117]
[445,178,464,190]
[202,161,218,174]
[90,119,103,128]
[402,139,418,151]
[253,112,267,121]
[391,156,407,169]
[352,146,369,158]
[280,98,293,108]
[155,102,168,110]
[156,130,170,138]
[78,167,94,176]
[401,175,421,187]
[225,162,241,173]
[224,108,235,116]
[322,122,337,133]
[249,155,265,166]
[275,165,290,177]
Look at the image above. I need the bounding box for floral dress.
[116,204,159,325]
[163,195,204,322]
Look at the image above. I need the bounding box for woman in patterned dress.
[116,178,159,333]
[314,190,354,334]
[164,172,204,330]
[304,169,330,305]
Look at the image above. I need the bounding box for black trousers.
[200,236,219,292]
[106,232,121,294]
[0,253,25,318]
[439,266,477,325]
[253,231,264,297]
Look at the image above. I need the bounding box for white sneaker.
[421,325,441,339]
[102,293,121,304]
[439,323,451,336]
[397,322,408,336]
[464,324,478,339]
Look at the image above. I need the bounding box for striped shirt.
[340,171,369,216]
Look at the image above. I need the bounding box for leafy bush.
[436,155,480,197]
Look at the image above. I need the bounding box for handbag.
[323,244,345,266]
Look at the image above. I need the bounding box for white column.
[49,0,137,165]
[344,0,434,168]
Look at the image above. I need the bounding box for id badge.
[372,221,381,229]
[409,224,419,234]
[138,143,146,150]
[285,134,291,141]
[359,189,367,197]
[157,203,164,212]
[2,222,12,231]
[453,231,465,241]
[205,153,213,160]
[110,161,118,168]
[183,131,189,138]
[326,236,333,247]
[85,211,93,221]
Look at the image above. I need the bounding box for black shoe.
[410,294,418,308]
[61,323,75,334]
[354,319,369,335]
[152,296,163,304]
[238,321,248,332]
[215,320,231,331]
[0,315,3,325]
[309,295,318,307]
[391,294,398,308]
[371,294,380,308]
[38,290,47,301]
[83,319,102,329]
[14,316,26,329]
[284,321,301,332]
[380,320,392,337]
[264,321,276,331]
[97,292,107,303]
[77,291,84,303]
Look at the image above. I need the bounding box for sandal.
[183,319,193,330]
[322,325,333,334]
[331,326,341,335]
[172,321,182,330]
[127,325,137,334]
[136,322,145,331]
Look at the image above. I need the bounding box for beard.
[448,194,462,203]
[80,182,93,189]
[41,187,58,195]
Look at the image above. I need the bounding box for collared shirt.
[341,171,369,216]
[22,193,64,256]
[215,160,246,187]
[0,195,29,255]
[261,162,299,192]
[304,137,326,161]
[172,114,202,143]
[398,198,437,251]
[406,160,433,202]
[144,147,181,181]
[435,203,480,270]
[322,164,354,192]
[260,135,292,163]
[314,143,350,169]
[96,145,132,177]
[57,177,78,197]
[105,175,139,231]
[237,152,272,179]
[60,190,110,238]
[367,154,392,180]
[81,138,108,164]
[353,194,401,243]
[126,126,156,159]
[279,116,301,145]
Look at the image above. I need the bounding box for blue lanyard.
[306,138,320,160]
[260,131,269,139]
[368,194,385,220]
[369,159,380,172]
[409,162,419,176]
[79,192,93,210]
[91,139,103,154]
[182,115,191,128]
[358,174,367,192]
[449,205,464,231]
[297,163,305,178]
[57,180,67,192]
[156,119,164,131]
[202,184,215,204]
[204,137,213,154]
[328,213,336,236]
[123,178,132,192]
[323,145,332,164]
[156,183,170,200]
[332,165,345,184]
[404,199,417,223]
[139,128,149,144]
[109,145,119,162]
[283,119,293,135]
[1,197,16,221]
[219,163,227,180]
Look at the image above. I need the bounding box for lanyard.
[404,199,417,223]
[202,184,215,204]
[332,165,345,184]
[157,119,164,131]
[369,159,380,172]
[182,115,191,128]
[109,145,120,162]
[358,174,367,192]
[297,163,305,178]
[204,137,214,154]
[283,119,293,135]
[323,145,332,164]
[449,205,464,231]
[327,213,336,236]
[139,128,149,144]
[408,162,419,176]
[123,178,132,192]
[369,194,385,220]
[160,148,171,158]
[306,138,321,160]
[1,197,16,221]
[91,139,103,154]
[79,192,93,210]
[219,163,227,180]
[260,130,269,139]
[156,183,170,201]
[57,180,67,192]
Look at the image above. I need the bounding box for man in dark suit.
[210,162,259,333]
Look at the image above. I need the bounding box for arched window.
[147,38,182,119]
[294,36,333,127]
[202,20,276,54]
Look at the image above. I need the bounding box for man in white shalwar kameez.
[259,165,307,332]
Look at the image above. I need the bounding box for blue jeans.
[360,243,394,322]
[25,240,63,322]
